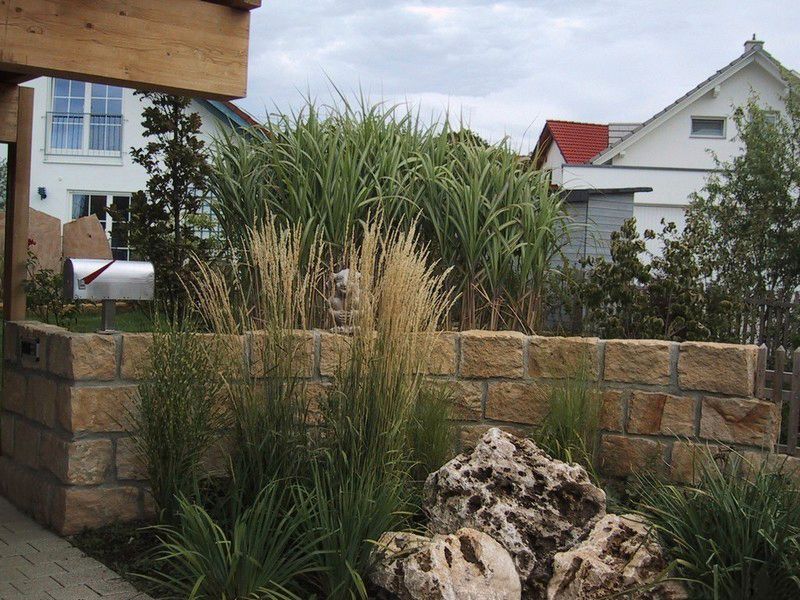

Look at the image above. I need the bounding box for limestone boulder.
[547,514,687,600]
[423,427,606,597]
[370,528,521,600]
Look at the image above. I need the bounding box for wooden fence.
[758,345,800,455]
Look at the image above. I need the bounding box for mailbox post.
[63,259,155,333]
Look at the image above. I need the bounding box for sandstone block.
[670,441,723,484]
[425,428,606,597]
[14,419,41,469]
[600,390,625,432]
[428,379,483,420]
[627,391,694,436]
[52,485,140,535]
[421,332,458,375]
[603,340,672,385]
[57,384,137,433]
[25,375,57,428]
[600,434,665,478]
[48,333,117,381]
[1,414,14,457]
[250,330,312,378]
[319,332,352,377]
[0,456,54,525]
[116,437,146,480]
[699,396,779,446]
[460,330,524,379]
[2,368,27,415]
[678,342,758,396]
[18,322,63,371]
[4,321,18,363]
[528,335,599,379]
[40,434,112,485]
[486,381,549,424]
[120,333,152,380]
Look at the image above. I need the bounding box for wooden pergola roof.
[1,0,261,320]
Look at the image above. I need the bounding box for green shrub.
[637,454,800,599]
[407,385,456,486]
[128,320,226,522]
[145,483,322,600]
[533,363,601,481]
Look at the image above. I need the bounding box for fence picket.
[772,346,786,405]
[787,352,800,456]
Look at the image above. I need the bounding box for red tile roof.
[536,120,609,165]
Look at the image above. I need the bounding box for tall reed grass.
[208,95,571,332]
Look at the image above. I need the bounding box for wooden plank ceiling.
[0,0,257,99]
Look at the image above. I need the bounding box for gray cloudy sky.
[238,1,800,151]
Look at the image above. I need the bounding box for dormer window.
[690,117,726,138]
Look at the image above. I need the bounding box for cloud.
[238,0,800,151]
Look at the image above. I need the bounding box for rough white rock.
[369,528,521,600]
[547,513,687,600]
[423,427,606,597]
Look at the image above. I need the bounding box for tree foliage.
[684,84,800,302]
[581,82,799,342]
[125,92,214,315]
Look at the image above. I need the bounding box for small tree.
[126,92,213,315]
[684,83,800,303]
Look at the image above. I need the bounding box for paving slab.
[0,498,153,600]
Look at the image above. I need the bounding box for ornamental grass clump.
[128,319,227,522]
[153,214,454,599]
[637,453,800,599]
[533,362,601,482]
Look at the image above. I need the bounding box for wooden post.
[3,85,33,321]
[788,352,800,456]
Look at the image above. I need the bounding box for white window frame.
[690,116,726,139]
[45,78,126,165]
[69,191,132,260]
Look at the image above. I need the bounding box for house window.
[71,193,131,260]
[49,79,123,157]
[690,117,726,138]
[763,111,779,125]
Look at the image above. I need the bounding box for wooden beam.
[203,0,261,9]
[0,83,19,143]
[0,0,251,100]
[0,70,35,85]
[3,85,33,321]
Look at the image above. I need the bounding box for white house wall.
[17,78,232,225]
[610,60,786,170]
[542,143,565,185]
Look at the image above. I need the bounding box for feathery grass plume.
[190,217,327,512]
[143,483,324,600]
[127,317,228,523]
[533,361,601,482]
[304,216,453,598]
[637,452,800,599]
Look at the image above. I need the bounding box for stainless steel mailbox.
[63,259,155,332]
[64,259,155,301]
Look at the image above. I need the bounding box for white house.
[534,38,796,255]
[2,76,256,260]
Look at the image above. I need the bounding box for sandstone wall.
[0,323,784,534]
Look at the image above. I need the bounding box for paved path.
[0,498,152,600]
